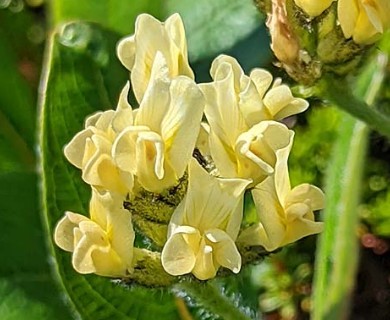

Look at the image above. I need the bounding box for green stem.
[318,56,390,139]
[174,281,252,320]
[312,53,388,319]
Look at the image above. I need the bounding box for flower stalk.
[312,51,388,320]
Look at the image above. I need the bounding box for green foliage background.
[1,0,390,319]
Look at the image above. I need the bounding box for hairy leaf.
[39,22,179,319]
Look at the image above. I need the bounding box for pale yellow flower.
[64,84,134,195]
[294,0,335,17]
[117,13,194,102]
[238,137,324,251]
[208,55,309,126]
[338,0,390,44]
[161,159,251,280]
[200,55,300,184]
[54,189,134,277]
[112,53,204,193]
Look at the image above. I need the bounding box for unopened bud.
[256,0,390,84]
[267,0,300,64]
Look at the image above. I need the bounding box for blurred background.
[1,0,390,319]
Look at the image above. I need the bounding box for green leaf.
[50,0,164,35]
[0,8,73,319]
[0,11,37,170]
[165,0,263,61]
[0,171,74,320]
[39,22,179,319]
[312,53,388,319]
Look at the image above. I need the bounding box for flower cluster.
[294,0,390,44]
[54,13,325,281]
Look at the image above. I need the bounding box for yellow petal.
[106,205,135,271]
[294,0,335,17]
[210,55,270,127]
[205,229,241,274]
[210,55,244,93]
[162,76,205,179]
[184,159,250,232]
[164,13,194,78]
[201,63,248,149]
[236,130,275,177]
[85,111,103,128]
[94,110,115,132]
[72,220,108,274]
[90,247,128,277]
[136,131,165,180]
[192,239,217,280]
[201,64,248,178]
[240,69,273,126]
[363,0,383,33]
[338,0,360,38]
[135,130,177,193]
[63,128,94,168]
[112,82,134,133]
[83,152,132,195]
[112,125,149,174]
[282,218,324,247]
[116,35,136,71]
[161,228,200,276]
[134,52,171,131]
[337,0,389,44]
[263,85,309,120]
[208,130,238,177]
[126,13,194,102]
[249,68,273,100]
[250,179,286,251]
[285,183,325,211]
[236,121,292,182]
[274,131,294,204]
[54,212,88,252]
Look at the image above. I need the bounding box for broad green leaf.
[312,52,388,319]
[0,171,74,320]
[39,22,179,319]
[50,0,164,35]
[165,0,263,61]
[0,8,73,319]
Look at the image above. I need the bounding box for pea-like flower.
[200,55,301,184]
[238,136,324,251]
[54,189,135,277]
[207,55,309,126]
[117,13,194,102]
[64,84,134,195]
[112,53,204,193]
[294,0,335,17]
[161,159,251,280]
[338,0,390,44]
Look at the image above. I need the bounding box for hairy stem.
[173,281,252,320]
[318,55,390,139]
[312,53,388,319]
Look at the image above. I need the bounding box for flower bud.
[256,0,390,84]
